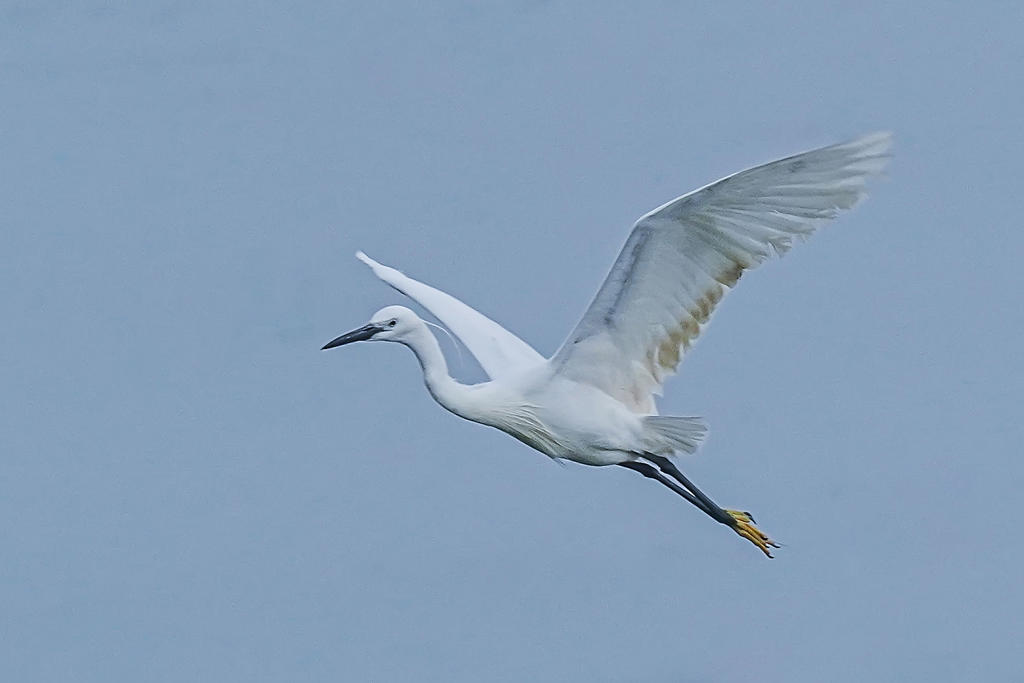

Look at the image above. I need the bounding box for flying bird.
[323,133,891,556]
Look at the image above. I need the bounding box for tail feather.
[642,416,708,455]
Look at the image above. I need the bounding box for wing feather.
[356,252,544,379]
[549,132,891,412]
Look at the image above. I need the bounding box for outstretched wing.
[549,132,892,413]
[356,252,544,379]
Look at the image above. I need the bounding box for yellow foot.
[725,509,779,558]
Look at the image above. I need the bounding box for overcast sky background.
[3,3,1023,682]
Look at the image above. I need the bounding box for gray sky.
[3,2,1022,681]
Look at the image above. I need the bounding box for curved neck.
[402,323,475,419]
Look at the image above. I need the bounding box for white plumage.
[324,133,891,556]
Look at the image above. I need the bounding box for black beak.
[321,324,379,350]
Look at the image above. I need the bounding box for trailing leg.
[616,461,721,521]
[641,452,734,525]
[633,453,780,558]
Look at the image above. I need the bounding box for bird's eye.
[388,319,397,328]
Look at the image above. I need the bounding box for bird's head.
[321,305,421,349]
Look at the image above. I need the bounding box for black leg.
[640,453,736,526]
[620,458,778,557]
[624,455,779,557]
[617,461,724,524]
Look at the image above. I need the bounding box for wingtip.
[861,130,893,141]
[848,130,894,156]
[829,131,892,178]
[355,250,379,269]
[354,250,394,278]
[867,129,894,146]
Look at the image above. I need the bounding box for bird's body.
[324,133,892,556]
[382,316,646,465]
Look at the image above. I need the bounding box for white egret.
[323,133,891,556]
